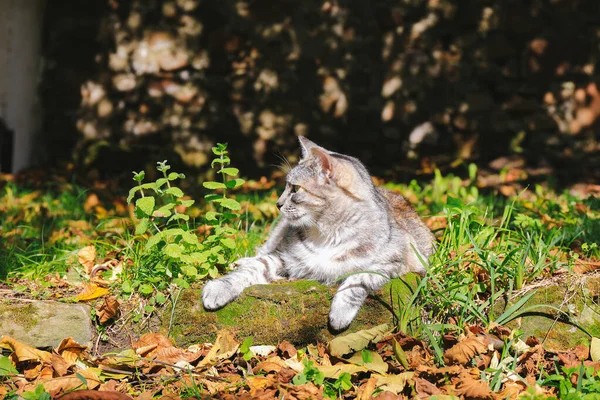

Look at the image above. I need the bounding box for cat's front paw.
[328,305,359,331]
[202,279,236,310]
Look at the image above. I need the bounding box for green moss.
[0,302,38,332]
[163,278,410,347]
[495,276,600,350]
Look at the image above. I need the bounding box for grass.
[1,166,600,397]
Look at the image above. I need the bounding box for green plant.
[239,337,254,361]
[542,363,600,399]
[201,143,245,259]
[125,149,245,294]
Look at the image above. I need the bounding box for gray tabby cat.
[202,137,435,330]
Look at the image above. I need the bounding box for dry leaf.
[347,350,388,374]
[375,372,415,394]
[316,363,369,379]
[0,335,52,363]
[76,283,109,301]
[52,353,71,376]
[591,337,600,362]
[278,340,297,358]
[197,331,239,368]
[328,324,390,357]
[42,368,101,395]
[455,372,495,400]
[444,336,490,365]
[78,245,96,273]
[247,375,276,396]
[154,346,203,364]
[58,390,133,400]
[57,337,88,367]
[96,296,120,324]
[84,193,101,212]
[358,377,377,400]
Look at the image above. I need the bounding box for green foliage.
[292,358,354,399]
[9,384,52,400]
[239,336,254,361]
[292,359,324,386]
[125,147,245,296]
[542,363,600,399]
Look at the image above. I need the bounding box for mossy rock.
[0,298,92,348]
[494,275,600,350]
[162,274,421,347]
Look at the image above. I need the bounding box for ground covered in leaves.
[1,163,600,399]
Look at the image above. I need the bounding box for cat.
[202,136,436,330]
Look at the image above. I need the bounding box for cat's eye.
[290,184,301,193]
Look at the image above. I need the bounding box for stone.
[494,275,600,351]
[0,297,93,349]
[163,274,422,348]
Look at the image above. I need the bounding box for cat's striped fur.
[202,137,436,330]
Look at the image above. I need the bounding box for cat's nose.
[276,200,284,209]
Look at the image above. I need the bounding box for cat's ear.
[310,147,334,178]
[298,136,318,158]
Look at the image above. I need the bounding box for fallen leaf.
[358,377,377,400]
[84,193,101,212]
[0,335,52,363]
[52,353,71,376]
[255,357,285,373]
[96,296,120,324]
[76,283,109,301]
[375,372,415,394]
[591,337,600,362]
[347,350,388,374]
[247,375,275,396]
[58,390,133,400]
[250,345,277,357]
[78,245,96,273]
[328,324,391,357]
[278,340,297,358]
[415,376,443,396]
[197,331,239,368]
[154,346,203,364]
[133,333,173,356]
[57,338,88,367]
[42,368,101,395]
[455,372,495,400]
[316,363,369,378]
[444,336,490,365]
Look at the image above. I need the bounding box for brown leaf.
[374,391,403,399]
[83,193,101,212]
[77,245,96,273]
[76,283,109,302]
[414,377,443,396]
[455,372,496,400]
[133,332,173,349]
[255,358,284,373]
[197,331,239,368]
[154,346,203,364]
[96,296,120,324]
[0,335,52,363]
[358,377,377,400]
[42,369,101,396]
[276,367,297,384]
[280,382,323,399]
[444,336,490,365]
[52,353,71,376]
[278,340,297,358]
[58,390,132,400]
[57,337,88,367]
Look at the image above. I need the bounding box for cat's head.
[276,137,375,227]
